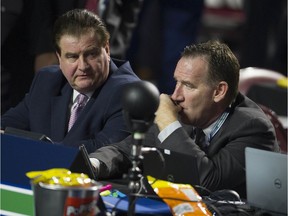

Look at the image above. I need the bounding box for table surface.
[0,182,172,216]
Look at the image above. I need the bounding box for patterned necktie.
[68,94,88,131]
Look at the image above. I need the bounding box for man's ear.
[56,52,61,62]
[104,43,111,62]
[213,81,228,102]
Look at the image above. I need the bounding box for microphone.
[121,81,160,215]
[122,80,160,133]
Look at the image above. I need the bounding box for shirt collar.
[203,120,217,137]
[202,104,232,138]
[72,90,93,102]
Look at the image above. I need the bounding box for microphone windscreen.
[122,81,159,122]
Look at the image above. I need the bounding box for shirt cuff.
[158,121,182,143]
[89,158,100,174]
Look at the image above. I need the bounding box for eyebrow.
[64,46,100,56]
[181,80,191,85]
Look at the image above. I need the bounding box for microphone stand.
[127,119,151,216]
[121,80,160,216]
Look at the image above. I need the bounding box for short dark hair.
[53,9,110,54]
[182,40,240,102]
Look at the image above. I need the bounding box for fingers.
[154,94,180,131]
[159,94,181,112]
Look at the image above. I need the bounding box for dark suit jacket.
[90,93,280,198]
[1,60,140,153]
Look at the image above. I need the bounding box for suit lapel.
[50,84,72,141]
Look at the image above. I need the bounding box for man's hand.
[154,94,181,131]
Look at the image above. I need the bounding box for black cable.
[110,195,128,215]
[203,199,253,216]
[193,184,213,196]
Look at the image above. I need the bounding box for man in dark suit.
[89,40,280,198]
[1,9,140,153]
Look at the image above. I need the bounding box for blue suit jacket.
[1,60,140,153]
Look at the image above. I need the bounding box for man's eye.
[88,52,98,58]
[84,50,99,60]
[88,49,101,58]
[65,55,78,63]
[184,83,194,89]
[67,55,78,59]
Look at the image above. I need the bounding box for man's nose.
[78,56,89,70]
[171,85,181,100]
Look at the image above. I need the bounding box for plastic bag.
[26,168,92,187]
[147,176,212,216]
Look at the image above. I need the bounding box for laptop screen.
[245,147,287,215]
[1,133,79,189]
[141,148,200,186]
[1,130,96,189]
[70,144,96,180]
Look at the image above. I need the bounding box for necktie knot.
[76,93,88,107]
[194,128,208,151]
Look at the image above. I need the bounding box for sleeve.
[160,116,278,197]
[89,135,133,179]
[1,71,44,130]
[158,121,182,142]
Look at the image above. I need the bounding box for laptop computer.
[70,144,96,180]
[141,148,200,186]
[1,131,107,213]
[1,131,95,189]
[245,147,287,215]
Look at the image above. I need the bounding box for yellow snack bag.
[26,168,92,186]
[147,176,212,216]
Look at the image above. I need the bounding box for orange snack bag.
[147,176,212,216]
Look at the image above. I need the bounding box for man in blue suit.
[1,9,140,153]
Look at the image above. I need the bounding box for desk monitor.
[245,147,287,215]
[1,133,94,189]
[142,148,200,186]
